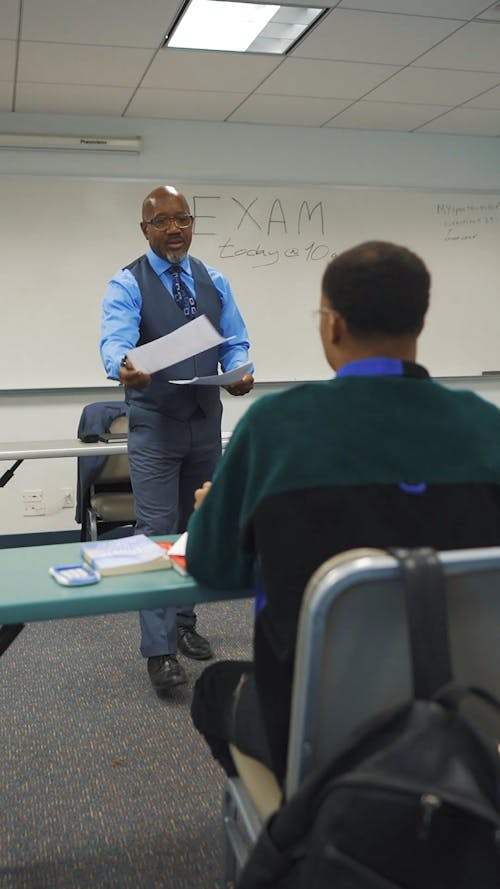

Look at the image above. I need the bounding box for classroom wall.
[1,110,500,535]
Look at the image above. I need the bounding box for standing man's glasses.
[144,214,193,230]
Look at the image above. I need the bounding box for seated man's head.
[320,241,431,371]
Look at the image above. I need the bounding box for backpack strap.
[390,547,453,700]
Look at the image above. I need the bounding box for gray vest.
[125,254,222,420]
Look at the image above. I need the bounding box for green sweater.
[187,370,500,779]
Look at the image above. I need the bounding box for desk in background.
[0,435,231,486]
[0,439,128,488]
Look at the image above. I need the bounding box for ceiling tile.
[256,58,398,99]
[368,66,500,104]
[15,82,133,114]
[18,42,154,87]
[0,81,14,111]
[324,99,452,130]
[0,41,17,80]
[465,82,500,107]
[0,0,20,39]
[126,88,249,120]
[6,0,500,134]
[21,0,178,49]
[477,4,500,20]
[416,105,500,133]
[415,21,500,71]
[337,0,492,18]
[285,0,342,5]
[292,9,462,64]
[228,93,350,125]
[142,48,281,92]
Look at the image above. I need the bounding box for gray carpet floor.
[0,599,253,889]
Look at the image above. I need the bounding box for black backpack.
[238,548,500,889]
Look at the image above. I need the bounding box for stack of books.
[157,540,188,576]
[81,534,172,577]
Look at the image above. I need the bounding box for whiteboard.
[1,176,499,388]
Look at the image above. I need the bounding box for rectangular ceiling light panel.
[166,0,325,54]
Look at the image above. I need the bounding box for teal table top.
[0,538,251,624]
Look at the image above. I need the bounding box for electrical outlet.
[22,489,43,502]
[23,501,47,516]
[62,487,75,508]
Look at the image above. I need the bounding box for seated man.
[186,240,500,786]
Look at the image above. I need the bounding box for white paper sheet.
[127,315,227,374]
[169,531,188,556]
[168,362,252,387]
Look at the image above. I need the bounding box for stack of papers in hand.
[128,315,227,375]
[169,362,252,387]
[81,534,172,576]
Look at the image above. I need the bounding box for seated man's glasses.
[144,214,193,230]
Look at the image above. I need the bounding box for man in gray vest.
[100,185,253,693]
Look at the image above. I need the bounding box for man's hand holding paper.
[118,357,152,389]
[223,372,254,396]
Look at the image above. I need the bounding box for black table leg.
[0,623,25,656]
[0,459,24,488]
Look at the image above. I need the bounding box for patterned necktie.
[168,265,197,319]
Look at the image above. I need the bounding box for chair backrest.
[93,415,131,484]
[87,415,135,537]
[285,546,500,799]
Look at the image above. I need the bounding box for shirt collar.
[147,248,191,278]
[336,357,429,379]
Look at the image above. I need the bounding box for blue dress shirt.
[100,248,252,380]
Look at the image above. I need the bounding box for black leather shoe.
[177,626,214,660]
[147,654,187,691]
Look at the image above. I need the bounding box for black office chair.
[84,414,136,541]
[76,402,136,541]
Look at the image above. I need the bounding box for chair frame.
[85,478,136,541]
[222,545,500,887]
